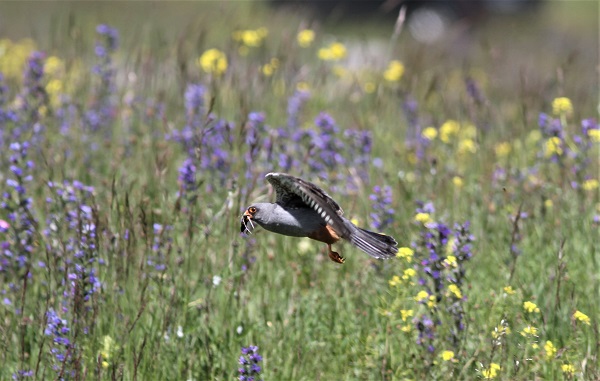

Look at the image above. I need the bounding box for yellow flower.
[523,301,540,313]
[383,60,405,82]
[0,38,37,80]
[414,290,429,302]
[503,286,516,295]
[401,325,412,332]
[588,129,600,143]
[441,350,454,361]
[198,49,227,76]
[482,363,500,379]
[573,310,591,325]
[544,199,554,209]
[297,29,315,47]
[296,82,310,92]
[527,129,542,145]
[544,340,556,361]
[443,255,457,267]
[102,361,109,369]
[422,127,438,140]
[544,137,563,157]
[318,42,346,61]
[402,268,416,280]
[44,56,65,77]
[561,364,576,375]
[452,176,463,188]
[45,79,63,107]
[447,284,462,299]
[458,138,477,154]
[388,275,401,287]
[261,58,279,77]
[552,97,573,116]
[414,213,431,224]
[439,120,460,143]
[363,81,376,94]
[520,325,538,337]
[582,179,599,191]
[491,324,511,339]
[233,28,268,47]
[396,247,414,262]
[400,309,413,321]
[494,142,511,158]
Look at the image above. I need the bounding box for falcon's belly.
[258,205,326,238]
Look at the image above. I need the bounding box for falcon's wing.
[265,173,351,237]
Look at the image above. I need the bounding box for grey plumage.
[242,173,398,260]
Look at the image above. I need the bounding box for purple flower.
[238,345,263,380]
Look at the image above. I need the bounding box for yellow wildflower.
[414,213,431,224]
[318,42,346,61]
[44,56,64,77]
[400,309,413,321]
[561,364,576,375]
[383,60,405,82]
[402,268,416,280]
[439,120,460,143]
[396,247,414,262]
[45,79,63,107]
[443,255,457,267]
[573,310,591,325]
[523,301,540,313]
[527,129,542,145]
[503,286,516,295]
[491,324,511,339]
[544,340,556,361]
[482,363,500,379]
[441,350,454,361]
[544,137,563,157]
[494,142,511,158]
[0,38,37,80]
[427,295,436,309]
[401,325,412,332]
[102,361,109,369]
[520,325,538,337]
[414,290,429,302]
[447,284,462,299]
[233,28,268,47]
[458,138,477,154]
[544,199,553,209]
[582,179,599,191]
[297,29,315,47]
[262,58,279,77]
[452,176,463,188]
[363,81,376,93]
[552,97,573,116]
[422,126,438,140]
[588,129,600,143]
[197,49,227,76]
[388,275,401,287]
[296,82,310,92]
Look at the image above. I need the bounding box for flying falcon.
[241,172,398,263]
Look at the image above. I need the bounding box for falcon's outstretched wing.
[265,173,351,237]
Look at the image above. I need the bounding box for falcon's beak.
[241,210,255,234]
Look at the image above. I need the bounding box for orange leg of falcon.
[308,225,345,264]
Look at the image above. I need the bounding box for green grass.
[0,1,598,380]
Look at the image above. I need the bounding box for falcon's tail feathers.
[349,227,398,259]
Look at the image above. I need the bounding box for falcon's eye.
[248,207,257,214]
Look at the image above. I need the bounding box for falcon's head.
[240,203,274,234]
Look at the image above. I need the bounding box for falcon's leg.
[327,244,345,264]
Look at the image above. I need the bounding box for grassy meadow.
[0,1,598,380]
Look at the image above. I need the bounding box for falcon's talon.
[328,250,345,264]
[241,173,399,263]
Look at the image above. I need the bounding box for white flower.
[176,325,184,338]
[212,275,222,287]
[236,325,243,335]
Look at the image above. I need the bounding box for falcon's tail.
[348,227,398,259]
